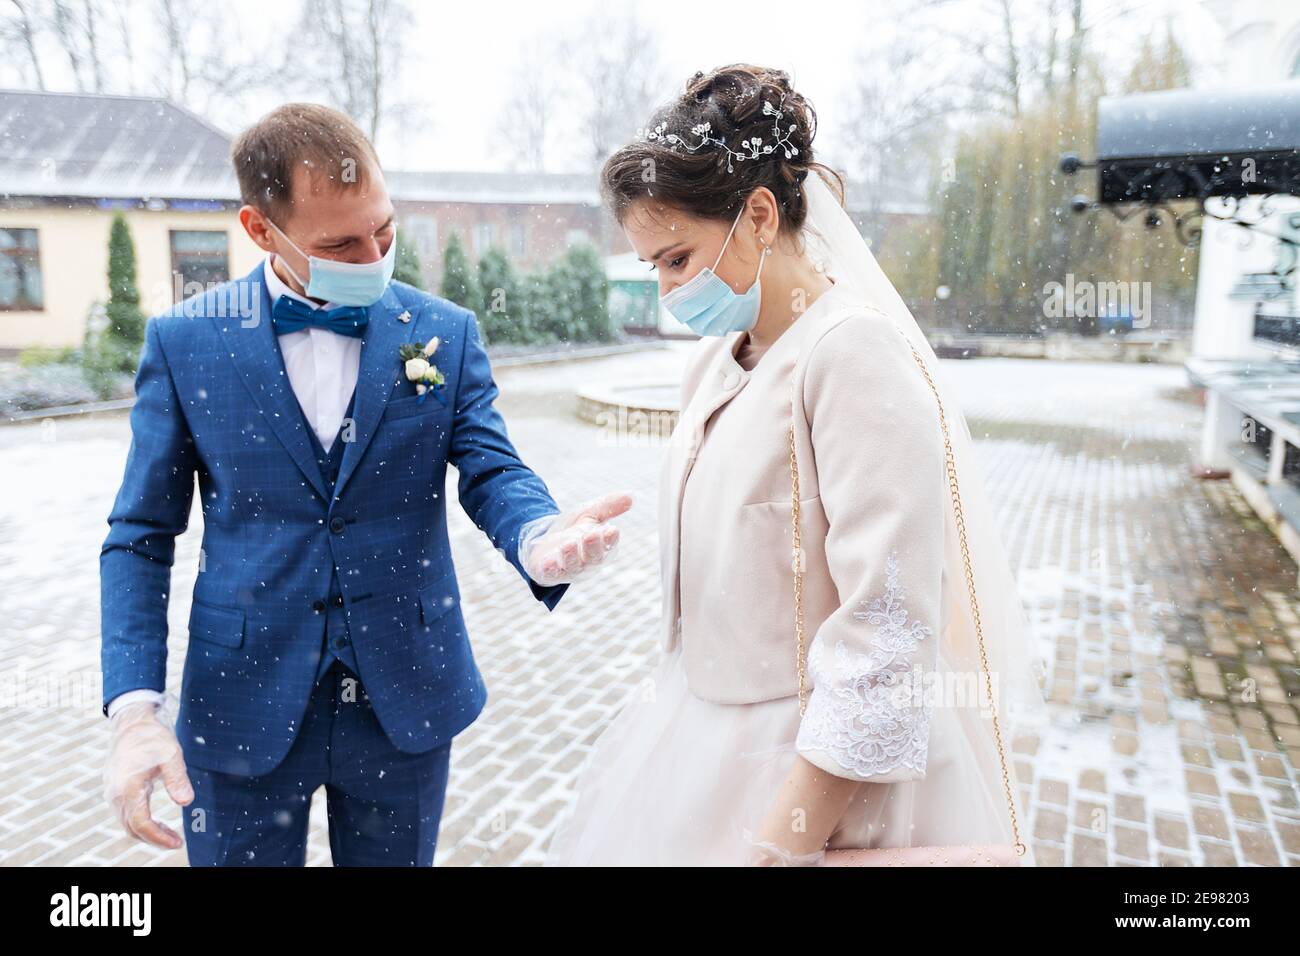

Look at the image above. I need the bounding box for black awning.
[1095,82,1300,204]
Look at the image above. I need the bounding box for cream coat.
[658,282,954,783]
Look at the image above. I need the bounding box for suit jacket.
[658,283,955,782]
[100,263,568,776]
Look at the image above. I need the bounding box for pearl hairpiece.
[636,96,800,173]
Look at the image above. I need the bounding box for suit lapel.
[213,263,328,501]
[332,285,417,501]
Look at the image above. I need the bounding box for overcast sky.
[4,0,1232,174]
[354,0,1226,172]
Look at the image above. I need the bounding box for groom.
[100,103,630,866]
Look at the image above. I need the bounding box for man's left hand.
[523,491,633,586]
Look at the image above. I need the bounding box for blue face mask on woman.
[267,217,396,307]
[659,204,769,336]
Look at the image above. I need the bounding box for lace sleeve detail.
[792,309,945,784]
[795,549,935,781]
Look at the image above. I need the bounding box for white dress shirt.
[263,255,364,452]
[106,255,364,720]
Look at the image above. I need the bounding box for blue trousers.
[184,659,453,866]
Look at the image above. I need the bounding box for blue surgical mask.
[267,218,396,307]
[659,204,768,336]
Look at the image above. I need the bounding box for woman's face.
[622,198,763,299]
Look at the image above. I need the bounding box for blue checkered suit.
[100,263,568,779]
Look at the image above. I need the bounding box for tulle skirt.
[544,641,1035,867]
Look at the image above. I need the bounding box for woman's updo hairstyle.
[600,64,844,238]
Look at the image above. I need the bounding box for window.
[0,228,43,310]
[609,279,658,330]
[474,222,495,255]
[404,215,438,260]
[170,230,229,298]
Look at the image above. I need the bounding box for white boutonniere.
[399,336,446,405]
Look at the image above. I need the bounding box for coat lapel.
[213,263,328,501]
[660,331,751,650]
[659,309,840,651]
[332,284,418,501]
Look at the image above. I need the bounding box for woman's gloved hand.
[741,827,828,867]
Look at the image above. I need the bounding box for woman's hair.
[600,64,844,237]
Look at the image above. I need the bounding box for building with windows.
[0,90,616,354]
[386,170,609,283]
[0,90,259,351]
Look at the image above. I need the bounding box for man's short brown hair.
[231,103,381,222]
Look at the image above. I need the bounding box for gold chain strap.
[789,385,808,717]
[787,325,1026,858]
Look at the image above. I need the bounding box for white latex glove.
[103,696,194,850]
[741,827,827,867]
[520,491,633,587]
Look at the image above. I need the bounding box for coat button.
[329,516,346,534]
[331,594,345,608]
[722,372,740,389]
[312,599,326,613]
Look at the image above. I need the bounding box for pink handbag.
[786,325,1026,867]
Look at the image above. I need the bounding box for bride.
[545,64,1047,866]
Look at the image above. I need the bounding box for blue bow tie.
[270,295,369,338]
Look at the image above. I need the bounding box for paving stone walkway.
[0,347,1295,866]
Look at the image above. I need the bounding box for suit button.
[332,637,347,651]
[329,516,346,534]
[312,599,327,613]
[331,594,345,608]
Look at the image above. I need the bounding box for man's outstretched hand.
[522,491,633,587]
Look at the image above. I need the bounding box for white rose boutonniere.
[399,336,446,405]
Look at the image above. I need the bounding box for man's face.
[241,162,396,295]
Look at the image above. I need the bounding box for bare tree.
[287,0,414,142]
[918,0,1150,116]
[915,0,1037,116]
[81,0,104,91]
[842,23,961,218]
[111,0,133,92]
[2,0,47,90]
[0,0,278,129]
[50,0,80,89]
[156,0,189,101]
[2,0,143,96]
[498,44,564,172]
[153,0,270,125]
[562,11,667,170]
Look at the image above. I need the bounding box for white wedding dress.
[544,636,1036,866]
[544,172,1045,867]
